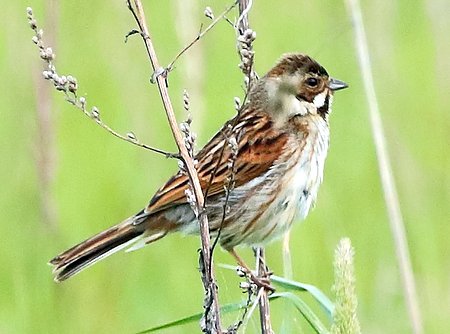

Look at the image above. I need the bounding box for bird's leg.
[229,248,275,293]
[252,247,274,279]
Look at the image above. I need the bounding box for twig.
[236,0,253,33]
[236,0,257,91]
[236,2,273,333]
[256,248,273,334]
[210,130,242,253]
[345,1,423,333]
[26,8,174,159]
[204,0,256,226]
[125,1,222,332]
[241,287,264,332]
[167,1,238,72]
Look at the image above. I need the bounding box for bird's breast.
[226,116,330,247]
[272,116,330,226]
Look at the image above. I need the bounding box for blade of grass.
[271,275,334,318]
[344,0,423,333]
[136,300,248,333]
[271,292,330,334]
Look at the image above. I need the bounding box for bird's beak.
[329,78,348,91]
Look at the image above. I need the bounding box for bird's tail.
[49,213,166,282]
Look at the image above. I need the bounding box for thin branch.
[240,287,264,332]
[236,0,257,91]
[236,0,253,33]
[66,97,179,158]
[204,0,256,228]
[167,1,239,72]
[126,1,222,332]
[210,129,242,253]
[26,8,174,159]
[236,2,273,333]
[256,248,274,334]
[345,0,423,333]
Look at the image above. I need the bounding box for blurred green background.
[1,0,449,333]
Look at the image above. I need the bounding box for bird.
[50,53,348,282]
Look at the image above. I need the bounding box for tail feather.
[50,216,145,282]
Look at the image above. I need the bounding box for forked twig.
[26,8,174,159]
[167,1,239,72]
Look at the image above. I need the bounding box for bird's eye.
[306,77,318,87]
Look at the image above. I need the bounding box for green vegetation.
[1,1,448,332]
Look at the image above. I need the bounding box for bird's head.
[251,53,347,123]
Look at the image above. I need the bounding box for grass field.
[1,1,449,333]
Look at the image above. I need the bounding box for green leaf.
[271,275,334,318]
[270,292,330,334]
[136,301,248,333]
[136,313,201,334]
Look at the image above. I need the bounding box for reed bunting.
[50,53,347,282]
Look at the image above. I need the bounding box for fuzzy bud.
[29,19,37,30]
[234,97,241,111]
[178,159,186,173]
[79,97,86,109]
[59,75,67,85]
[240,48,249,58]
[91,107,100,120]
[243,28,256,42]
[127,132,137,141]
[239,282,250,290]
[183,89,190,112]
[51,72,59,82]
[179,122,188,134]
[204,7,214,20]
[67,75,78,93]
[236,266,246,277]
[185,187,198,217]
[42,70,52,80]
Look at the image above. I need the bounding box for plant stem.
[127,1,222,332]
[345,0,423,332]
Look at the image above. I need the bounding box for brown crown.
[266,53,329,78]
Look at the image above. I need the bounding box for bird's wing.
[146,109,289,214]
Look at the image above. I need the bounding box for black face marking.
[319,66,328,76]
[317,94,330,119]
[308,64,328,77]
[303,189,309,197]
